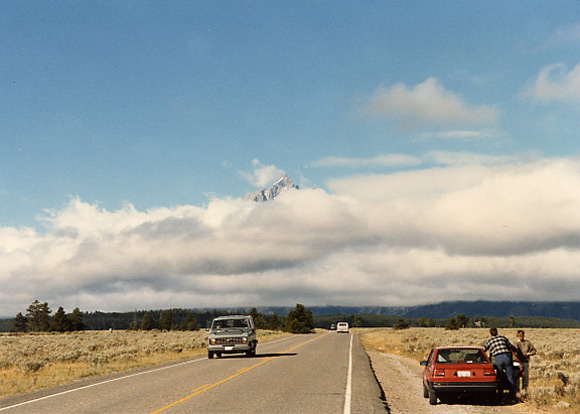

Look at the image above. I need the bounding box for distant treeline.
[0,302,309,333]
[83,308,286,331]
[3,305,580,332]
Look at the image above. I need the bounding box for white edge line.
[0,334,297,412]
[344,333,353,414]
[0,358,205,411]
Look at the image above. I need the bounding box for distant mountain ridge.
[246,174,299,202]
[254,301,580,320]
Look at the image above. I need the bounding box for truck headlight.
[242,336,248,344]
[209,338,216,345]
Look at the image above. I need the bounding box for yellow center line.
[149,334,323,414]
[190,384,210,393]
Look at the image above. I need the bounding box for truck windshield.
[212,319,248,329]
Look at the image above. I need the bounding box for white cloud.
[312,151,523,170]
[545,22,580,47]
[239,159,286,188]
[419,129,503,141]
[527,63,580,103]
[2,156,580,315]
[311,154,421,168]
[364,77,499,128]
[423,151,523,166]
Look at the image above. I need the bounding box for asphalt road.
[0,333,387,414]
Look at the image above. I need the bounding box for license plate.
[457,371,471,378]
[224,346,234,351]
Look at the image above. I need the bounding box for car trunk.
[434,363,497,384]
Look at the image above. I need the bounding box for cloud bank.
[2,155,580,316]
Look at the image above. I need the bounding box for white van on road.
[336,322,349,333]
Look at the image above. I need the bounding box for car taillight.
[483,368,495,376]
[433,368,445,377]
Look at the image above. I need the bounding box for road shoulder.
[366,350,527,414]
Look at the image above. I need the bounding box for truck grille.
[215,337,244,345]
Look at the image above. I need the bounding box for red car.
[421,346,498,405]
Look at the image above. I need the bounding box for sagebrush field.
[360,327,580,412]
[0,329,288,398]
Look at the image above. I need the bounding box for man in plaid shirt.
[484,327,517,401]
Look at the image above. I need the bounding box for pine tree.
[68,307,85,331]
[26,300,51,332]
[11,312,28,333]
[284,304,314,333]
[182,312,198,331]
[52,307,72,332]
[394,318,410,330]
[160,310,174,331]
[445,317,460,330]
[250,307,265,329]
[455,314,469,328]
[141,312,154,330]
[268,314,280,331]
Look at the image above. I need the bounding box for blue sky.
[2,2,580,315]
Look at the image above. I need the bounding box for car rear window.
[436,349,488,364]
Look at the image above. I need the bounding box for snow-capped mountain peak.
[246,174,299,202]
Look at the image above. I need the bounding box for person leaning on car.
[514,329,536,392]
[484,327,517,400]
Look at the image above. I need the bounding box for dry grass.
[0,329,289,398]
[359,327,580,413]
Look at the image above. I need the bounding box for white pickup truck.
[207,315,257,358]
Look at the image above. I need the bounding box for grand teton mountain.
[246,175,299,202]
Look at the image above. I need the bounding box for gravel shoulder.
[367,350,544,414]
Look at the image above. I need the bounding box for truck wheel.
[246,344,256,357]
[429,385,437,405]
[208,351,214,359]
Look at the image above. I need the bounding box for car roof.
[433,346,484,350]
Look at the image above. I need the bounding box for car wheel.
[428,384,437,405]
[423,382,429,398]
[208,351,214,359]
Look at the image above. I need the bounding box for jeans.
[520,361,530,391]
[495,352,516,395]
